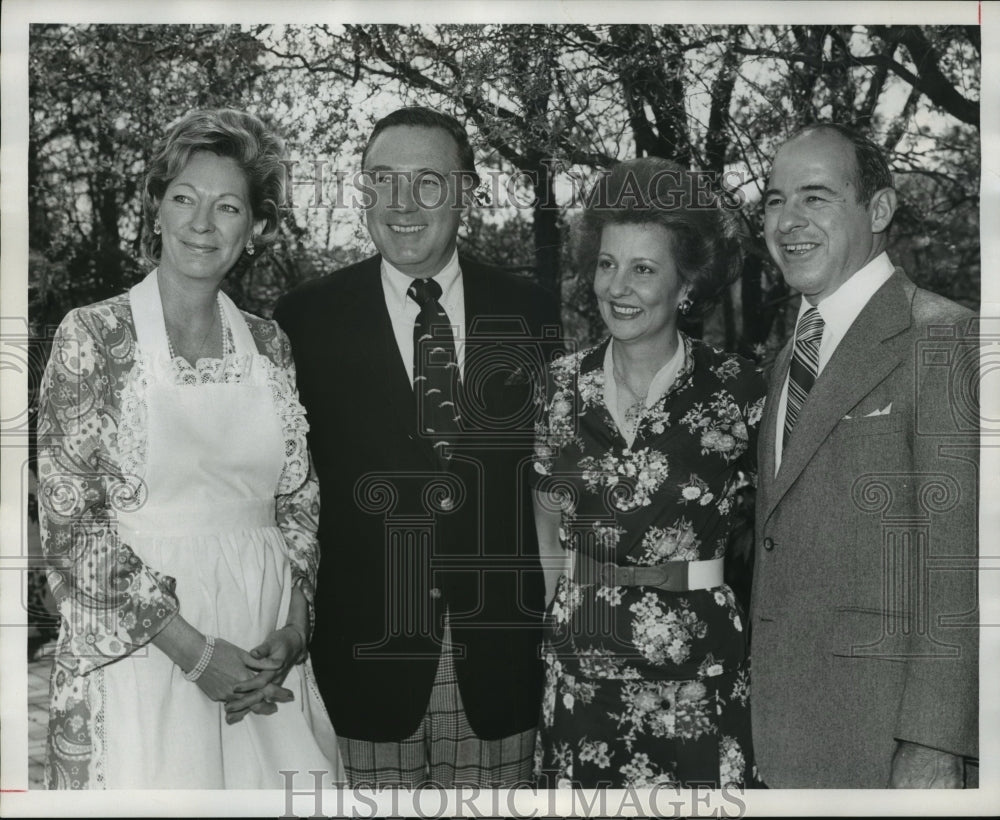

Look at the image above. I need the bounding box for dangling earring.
[245,237,255,256]
[678,297,693,317]
[153,218,161,236]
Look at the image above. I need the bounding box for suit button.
[763,537,775,551]
[429,588,442,599]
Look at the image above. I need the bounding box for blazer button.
[429,587,442,599]
[763,537,775,551]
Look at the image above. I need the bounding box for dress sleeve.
[531,365,556,484]
[270,322,321,636]
[36,307,179,676]
[739,365,768,489]
[722,360,768,571]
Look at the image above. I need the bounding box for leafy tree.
[29,23,980,354]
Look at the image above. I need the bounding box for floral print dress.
[532,335,765,788]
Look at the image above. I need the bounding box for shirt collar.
[800,251,895,332]
[381,249,462,311]
[603,331,687,410]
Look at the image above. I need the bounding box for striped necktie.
[409,277,461,463]
[783,307,825,445]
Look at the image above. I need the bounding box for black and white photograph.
[1,0,996,816]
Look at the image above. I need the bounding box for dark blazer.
[274,254,561,742]
[751,269,979,787]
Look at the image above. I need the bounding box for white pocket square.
[844,402,892,420]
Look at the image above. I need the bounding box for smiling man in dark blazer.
[274,107,559,787]
[751,124,978,788]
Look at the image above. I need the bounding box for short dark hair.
[361,106,479,187]
[577,157,742,317]
[787,122,894,205]
[142,108,286,266]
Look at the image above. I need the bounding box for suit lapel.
[763,271,915,522]
[461,257,492,330]
[758,338,793,517]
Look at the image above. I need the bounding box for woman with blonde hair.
[37,108,342,788]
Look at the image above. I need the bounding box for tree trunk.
[531,158,560,294]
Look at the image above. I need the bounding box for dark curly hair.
[141,108,286,267]
[577,157,742,317]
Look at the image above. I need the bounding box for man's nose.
[389,174,418,211]
[776,200,807,233]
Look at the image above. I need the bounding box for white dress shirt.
[380,250,466,387]
[774,251,896,470]
[604,333,686,449]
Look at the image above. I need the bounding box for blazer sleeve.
[893,314,978,759]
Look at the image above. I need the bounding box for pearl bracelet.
[183,634,216,682]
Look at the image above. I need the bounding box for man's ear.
[869,187,897,235]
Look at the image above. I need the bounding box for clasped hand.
[194,627,305,724]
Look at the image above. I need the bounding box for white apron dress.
[99,272,342,788]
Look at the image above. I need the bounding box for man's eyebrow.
[798,183,839,195]
[363,165,443,175]
[762,183,839,198]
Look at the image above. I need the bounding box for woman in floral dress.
[533,157,766,788]
[36,109,342,788]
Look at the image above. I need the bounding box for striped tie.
[409,277,461,464]
[783,307,824,446]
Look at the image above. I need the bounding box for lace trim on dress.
[264,355,311,496]
[116,350,310,496]
[92,668,107,789]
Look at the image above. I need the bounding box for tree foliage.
[29,23,981,360]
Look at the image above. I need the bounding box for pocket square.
[843,402,892,420]
[865,403,892,417]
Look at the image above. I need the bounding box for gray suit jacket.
[751,269,979,787]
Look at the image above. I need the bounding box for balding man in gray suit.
[751,123,978,788]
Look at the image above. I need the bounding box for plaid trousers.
[337,614,536,788]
